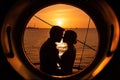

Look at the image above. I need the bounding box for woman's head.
[63,30,77,44]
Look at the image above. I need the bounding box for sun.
[55,18,64,27]
[57,20,62,26]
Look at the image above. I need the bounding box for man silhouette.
[40,26,65,75]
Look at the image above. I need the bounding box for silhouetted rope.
[34,15,53,27]
[77,40,96,51]
[78,17,91,70]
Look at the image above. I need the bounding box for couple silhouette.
[40,26,77,75]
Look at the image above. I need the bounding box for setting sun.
[55,18,66,27]
[27,4,96,28]
[57,18,63,26]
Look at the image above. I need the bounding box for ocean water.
[23,28,98,72]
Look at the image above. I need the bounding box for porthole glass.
[23,4,98,76]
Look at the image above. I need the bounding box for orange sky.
[27,4,96,28]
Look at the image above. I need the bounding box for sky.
[27,4,96,28]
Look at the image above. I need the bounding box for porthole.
[24,3,98,75]
[1,0,119,80]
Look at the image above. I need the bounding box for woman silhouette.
[59,30,77,75]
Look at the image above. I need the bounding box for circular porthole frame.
[0,0,119,80]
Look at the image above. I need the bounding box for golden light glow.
[92,56,112,77]
[110,22,119,52]
[55,18,64,26]
[27,4,96,28]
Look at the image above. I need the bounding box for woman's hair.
[63,30,77,44]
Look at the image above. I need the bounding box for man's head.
[50,26,65,42]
